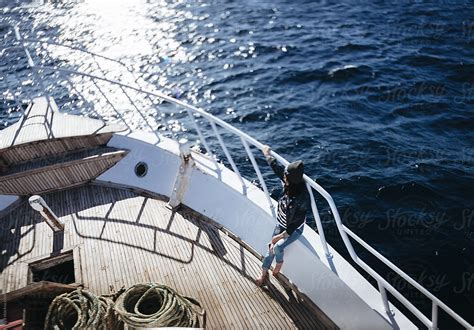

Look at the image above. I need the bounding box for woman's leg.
[261,249,275,270]
[261,225,285,270]
[257,225,285,286]
[272,226,304,275]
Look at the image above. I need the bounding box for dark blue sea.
[1,0,473,328]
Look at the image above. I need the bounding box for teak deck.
[0,184,328,329]
[0,97,129,195]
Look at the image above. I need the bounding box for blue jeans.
[262,224,303,271]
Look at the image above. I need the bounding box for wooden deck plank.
[170,212,239,329]
[0,151,127,196]
[199,225,260,326]
[93,191,119,292]
[93,190,123,293]
[218,238,278,328]
[206,226,269,327]
[98,189,125,291]
[98,206,119,294]
[185,218,240,328]
[123,201,148,288]
[0,184,330,329]
[107,207,126,292]
[187,217,250,328]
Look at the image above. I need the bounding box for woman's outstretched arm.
[262,145,285,181]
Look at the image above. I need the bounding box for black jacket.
[266,155,310,235]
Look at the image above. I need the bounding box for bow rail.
[1,25,472,330]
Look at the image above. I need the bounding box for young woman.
[256,145,310,286]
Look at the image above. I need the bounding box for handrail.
[344,225,473,329]
[4,27,472,330]
[22,37,128,67]
[25,35,180,139]
[306,178,473,329]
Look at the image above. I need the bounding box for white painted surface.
[98,133,416,330]
[96,132,180,197]
[0,195,18,212]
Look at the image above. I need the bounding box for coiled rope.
[114,283,206,328]
[44,288,116,329]
[44,284,205,329]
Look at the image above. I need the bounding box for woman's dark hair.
[284,181,306,197]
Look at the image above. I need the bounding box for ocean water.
[1,0,473,328]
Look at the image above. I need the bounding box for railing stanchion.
[210,121,246,194]
[432,302,438,330]
[185,110,220,173]
[378,281,393,317]
[241,138,276,219]
[306,183,331,258]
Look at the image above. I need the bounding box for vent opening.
[135,162,148,177]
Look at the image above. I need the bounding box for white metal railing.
[2,26,473,330]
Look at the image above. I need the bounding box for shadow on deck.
[0,184,333,329]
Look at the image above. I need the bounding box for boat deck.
[0,184,330,329]
[0,97,125,151]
